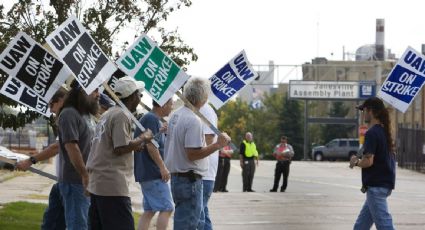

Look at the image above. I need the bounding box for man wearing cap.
[164,77,231,230]
[86,76,153,230]
[350,97,396,230]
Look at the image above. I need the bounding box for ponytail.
[375,109,394,153]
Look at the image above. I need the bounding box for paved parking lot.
[1,160,425,229]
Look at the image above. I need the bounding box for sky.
[164,0,425,80]
[3,0,425,108]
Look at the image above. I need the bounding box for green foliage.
[0,201,46,229]
[0,201,141,229]
[0,0,197,129]
[217,92,304,160]
[217,99,251,152]
[322,101,355,143]
[279,95,304,160]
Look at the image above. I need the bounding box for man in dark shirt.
[350,97,396,230]
[134,99,173,230]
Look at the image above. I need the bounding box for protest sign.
[378,46,425,113]
[0,32,70,101]
[0,77,50,116]
[46,15,116,94]
[208,50,257,109]
[116,34,189,106]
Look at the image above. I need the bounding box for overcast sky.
[165,0,425,80]
[3,0,425,107]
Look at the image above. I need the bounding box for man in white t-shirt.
[198,103,218,230]
[164,77,230,230]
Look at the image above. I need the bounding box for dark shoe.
[280,189,286,192]
[270,189,277,192]
[247,189,255,192]
[221,189,229,192]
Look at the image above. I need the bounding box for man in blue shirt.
[134,99,174,230]
[350,97,396,230]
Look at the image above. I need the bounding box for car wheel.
[314,152,323,161]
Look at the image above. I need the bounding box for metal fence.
[397,125,425,173]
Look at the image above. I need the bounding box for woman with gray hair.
[165,77,231,230]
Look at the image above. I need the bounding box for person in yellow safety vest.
[239,132,259,192]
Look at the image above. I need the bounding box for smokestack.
[375,19,385,61]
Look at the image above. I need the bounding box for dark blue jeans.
[58,182,90,230]
[171,175,203,230]
[42,183,66,230]
[198,180,215,230]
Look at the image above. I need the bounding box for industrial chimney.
[375,19,385,60]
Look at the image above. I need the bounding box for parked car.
[311,138,359,161]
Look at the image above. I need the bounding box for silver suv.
[312,138,359,161]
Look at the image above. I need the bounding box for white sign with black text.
[46,15,117,94]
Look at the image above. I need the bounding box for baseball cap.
[356,97,385,111]
[99,93,115,109]
[114,76,145,99]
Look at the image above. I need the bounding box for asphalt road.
[1,160,425,229]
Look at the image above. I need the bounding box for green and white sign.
[117,34,189,106]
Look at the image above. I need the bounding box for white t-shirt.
[200,103,218,181]
[165,106,208,176]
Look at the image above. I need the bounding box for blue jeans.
[354,187,394,230]
[198,180,214,230]
[42,183,66,230]
[171,175,203,230]
[58,183,90,230]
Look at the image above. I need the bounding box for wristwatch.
[29,156,37,164]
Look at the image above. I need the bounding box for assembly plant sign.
[208,50,257,109]
[378,46,425,113]
[289,81,375,100]
[0,32,70,102]
[117,34,189,106]
[46,15,117,94]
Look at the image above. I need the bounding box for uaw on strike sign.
[46,15,116,94]
[378,46,425,113]
[117,34,189,106]
[208,50,257,109]
[0,32,72,116]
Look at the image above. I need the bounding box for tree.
[322,101,355,143]
[217,92,304,160]
[0,0,197,129]
[279,94,304,160]
[217,99,252,154]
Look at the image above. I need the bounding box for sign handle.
[175,91,237,151]
[0,156,58,181]
[102,83,159,148]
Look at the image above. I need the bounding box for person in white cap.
[86,76,154,230]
